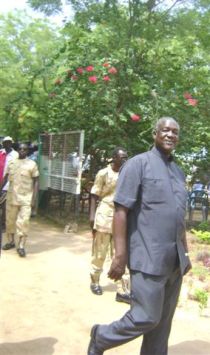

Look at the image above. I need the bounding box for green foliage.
[27,0,62,15]
[191,229,210,244]
[191,221,210,244]
[0,11,62,140]
[42,0,210,161]
[194,289,208,312]
[1,0,210,170]
[196,221,210,232]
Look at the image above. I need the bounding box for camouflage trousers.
[6,202,31,239]
[91,231,130,294]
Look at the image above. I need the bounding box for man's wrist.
[115,253,127,262]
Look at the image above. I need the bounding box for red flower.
[86,65,94,72]
[183,92,192,100]
[54,78,62,85]
[130,113,141,121]
[88,76,97,84]
[108,67,117,74]
[71,75,78,81]
[187,98,198,106]
[102,62,110,67]
[103,75,110,82]
[76,67,83,74]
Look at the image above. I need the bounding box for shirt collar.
[1,148,14,155]
[151,146,174,162]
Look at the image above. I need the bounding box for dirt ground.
[0,217,210,355]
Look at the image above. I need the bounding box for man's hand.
[31,198,36,209]
[89,219,94,230]
[92,229,96,238]
[108,255,126,281]
[89,219,96,238]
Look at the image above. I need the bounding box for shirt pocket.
[20,169,32,192]
[142,178,166,203]
[21,168,31,178]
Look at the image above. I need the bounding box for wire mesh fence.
[38,131,87,221]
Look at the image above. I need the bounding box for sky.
[0,0,35,14]
[0,0,72,25]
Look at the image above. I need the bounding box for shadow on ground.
[0,337,57,355]
[169,340,210,354]
[7,218,92,256]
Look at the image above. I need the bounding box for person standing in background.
[89,147,130,304]
[0,136,18,230]
[1,143,39,257]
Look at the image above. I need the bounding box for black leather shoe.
[90,283,103,295]
[115,292,131,304]
[17,248,26,257]
[88,325,104,355]
[2,242,15,250]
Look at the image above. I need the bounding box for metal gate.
[39,130,84,194]
[38,131,84,220]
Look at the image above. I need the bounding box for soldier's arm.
[31,176,39,208]
[89,169,105,231]
[89,193,99,230]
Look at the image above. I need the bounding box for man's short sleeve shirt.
[91,164,118,233]
[7,158,39,206]
[114,147,190,276]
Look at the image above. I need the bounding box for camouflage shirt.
[6,158,39,206]
[91,164,119,233]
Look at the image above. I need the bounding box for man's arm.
[89,194,99,234]
[31,176,39,208]
[0,173,8,192]
[89,169,104,232]
[108,203,129,281]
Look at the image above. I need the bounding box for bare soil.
[0,217,209,355]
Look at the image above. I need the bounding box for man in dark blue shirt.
[88,117,191,355]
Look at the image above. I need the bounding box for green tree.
[0,10,62,141]
[12,1,210,176]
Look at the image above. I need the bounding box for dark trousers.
[96,268,182,354]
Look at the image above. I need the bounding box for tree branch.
[163,0,184,15]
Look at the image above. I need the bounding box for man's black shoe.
[87,325,104,355]
[17,248,26,257]
[90,283,103,295]
[115,292,131,304]
[2,242,15,250]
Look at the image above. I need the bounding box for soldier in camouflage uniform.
[1,143,39,257]
[89,147,130,304]
[0,136,19,229]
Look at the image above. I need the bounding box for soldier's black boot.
[90,274,103,295]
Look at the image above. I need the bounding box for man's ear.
[152,129,157,137]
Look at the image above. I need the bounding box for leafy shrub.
[194,289,208,312]
[191,229,210,244]
[197,221,210,232]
